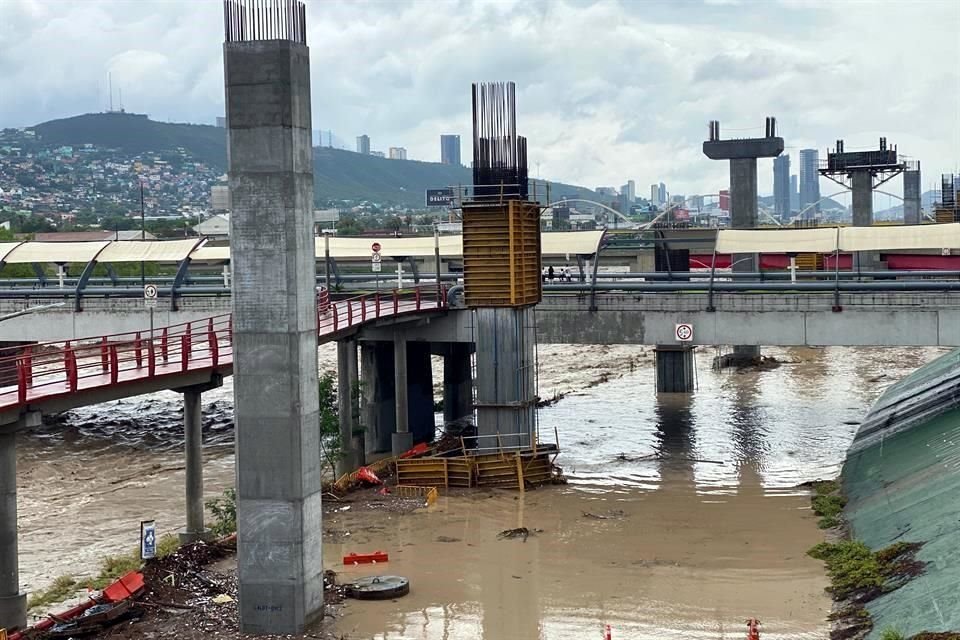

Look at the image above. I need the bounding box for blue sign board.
[141,520,157,560]
[425,188,454,208]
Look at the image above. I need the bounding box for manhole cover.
[345,575,410,600]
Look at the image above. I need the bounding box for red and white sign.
[371,242,382,253]
[675,323,693,342]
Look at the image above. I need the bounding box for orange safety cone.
[746,618,761,640]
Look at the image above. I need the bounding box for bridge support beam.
[391,336,413,456]
[0,412,39,633]
[474,308,536,450]
[180,389,207,543]
[655,346,696,393]
[361,342,394,457]
[443,343,473,427]
[336,340,360,476]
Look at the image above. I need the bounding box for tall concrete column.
[655,346,695,393]
[443,343,473,426]
[336,340,359,476]
[730,158,760,361]
[851,171,874,227]
[180,389,208,544]
[361,342,395,456]
[474,307,536,449]
[392,336,413,455]
[903,168,921,225]
[224,5,323,633]
[0,430,26,632]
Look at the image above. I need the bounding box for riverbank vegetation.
[807,479,928,640]
[27,534,180,611]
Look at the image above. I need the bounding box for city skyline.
[3,0,957,197]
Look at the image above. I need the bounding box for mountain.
[28,112,596,207]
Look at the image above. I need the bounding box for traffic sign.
[371,252,382,263]
[144,284,158,309]
[675,323,694,342]
[372,262,382,272]
[140,520,157,560]
[371,242,382,253]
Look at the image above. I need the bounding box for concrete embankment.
[842,348,960,637]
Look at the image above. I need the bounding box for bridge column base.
[442,343,473,429]
[655,345,696,393]
[0,428,26,632]
[361,342,395,457]
[336,340,360,477]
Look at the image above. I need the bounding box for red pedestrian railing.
[0,286,444,413]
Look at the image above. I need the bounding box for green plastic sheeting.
[843,348,960,638]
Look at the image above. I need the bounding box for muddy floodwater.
[15,345,948,638]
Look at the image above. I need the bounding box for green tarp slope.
[842,348,960,637]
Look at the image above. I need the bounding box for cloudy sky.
[2,0,959,199]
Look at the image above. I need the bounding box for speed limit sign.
[675,323,693,342]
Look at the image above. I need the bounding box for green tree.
[318,372,341,474]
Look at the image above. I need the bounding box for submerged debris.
[582,510,626,520]
[497,527,542,542]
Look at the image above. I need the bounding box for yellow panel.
[462,200,542,307]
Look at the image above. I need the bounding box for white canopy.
[715,228,838,253]
[838,224,960,251]
[96,239,205,263]
[715,224,960,253]
[4,241,110,264]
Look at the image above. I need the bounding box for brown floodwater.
[14,345,949,636]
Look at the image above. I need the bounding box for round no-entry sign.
[371,242,382,253]
[675,323,693,342]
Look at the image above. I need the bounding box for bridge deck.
[0,288,443,420]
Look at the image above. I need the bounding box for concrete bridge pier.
[392,336,413,456]
[442,343,474,427]
[655,346,696,393]
[0,412,40,633]
[176,380,221,544]
[361,342,394,457]
[336,340,361,477]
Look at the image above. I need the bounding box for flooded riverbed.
[14,345,948,636]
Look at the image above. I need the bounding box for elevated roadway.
[7,286,957,347]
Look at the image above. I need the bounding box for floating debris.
[497,527,542,542]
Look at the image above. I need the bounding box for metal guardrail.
[0,286,446,413]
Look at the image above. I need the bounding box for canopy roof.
[715,223,960,253]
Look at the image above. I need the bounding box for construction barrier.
[343,551,389,565]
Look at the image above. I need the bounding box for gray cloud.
[1,0,958,197]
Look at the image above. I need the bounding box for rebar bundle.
[471,82,528,200]
[224,0,307,44]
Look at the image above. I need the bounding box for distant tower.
[440,134,461,165]
[356,134,370,154]
[773,154,791,220]
[798,149,821,217]
[223,0,323,634]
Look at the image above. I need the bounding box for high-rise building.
[799,149,820,216]
[670,194,685,205]
[773,154,791,220]
[356,134,371,155]
[790,174,799,211]
[658,182,667,205]
[650,184,659,204]
[626,180,636,202]
[370,150,385,158]
[215,116,227,128]
[388,147,407,160]
[440,134,461,165]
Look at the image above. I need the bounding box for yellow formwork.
[795,253,824,271]
[462,199,542,307]
[394,485,439,506]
